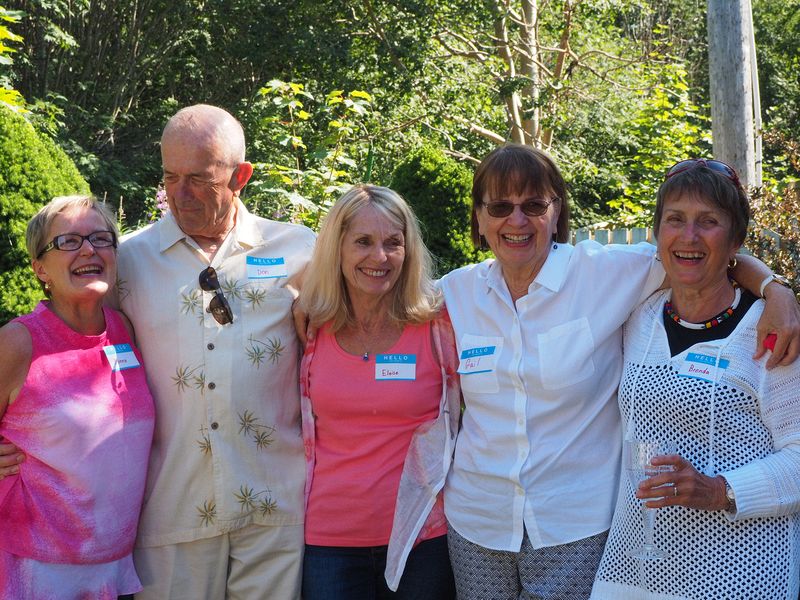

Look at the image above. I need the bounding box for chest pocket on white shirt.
[537,317,595,390]
[458,334,504,394]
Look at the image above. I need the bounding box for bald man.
[115,105,314,599]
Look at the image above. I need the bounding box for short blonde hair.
[26,195,119,296]
[300,184,441,330]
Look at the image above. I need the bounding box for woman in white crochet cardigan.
[592,159,800,600]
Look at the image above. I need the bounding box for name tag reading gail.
[246,256,288,279]
[375,354,416,381]
[458,346,496,375]
[677,352,729,383]
[103,343,141,372]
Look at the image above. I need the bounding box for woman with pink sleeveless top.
[0,196,155,600]
[298,185,460,598]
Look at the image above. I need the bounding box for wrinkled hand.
[636,454,728,512]
[0,440,24,480]
[754,284,800,369]
[291,297,311,346]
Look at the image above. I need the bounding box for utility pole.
[707,0,759,187]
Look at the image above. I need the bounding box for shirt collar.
[156,199,266,254]
[484,242,575,296]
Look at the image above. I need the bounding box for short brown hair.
[471,144,570,247]
[654,165,750,247]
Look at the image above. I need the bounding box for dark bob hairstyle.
[471,144,570,248]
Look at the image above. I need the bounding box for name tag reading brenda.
[103,343,141,372]
[458,346,496,375]
[375,354,417,381]
[677,352,729,383]
[246,256,288,279]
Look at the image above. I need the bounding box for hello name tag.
[375,354,416,380]
[103,343,141,372]
[677,352,729,383]
[246,256,288,279]
[458,346,496,375]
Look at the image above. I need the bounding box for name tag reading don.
[375,354,416,381]
[246,256,288,279]
[677,352,729,383]
[103,343,141,372]
[458,346,496,375]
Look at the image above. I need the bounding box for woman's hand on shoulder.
[755,284,800,369]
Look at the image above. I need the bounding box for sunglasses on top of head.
[483,197,559,218]
[665,159,741,186]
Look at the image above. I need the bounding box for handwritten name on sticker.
[677,352,729,382]
[103,343,141,372]
[375,354,417,380]
[246,256,288,279]
[458,346,496,375]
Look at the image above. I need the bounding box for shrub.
[391,145,490,277]
[0,105,90,324]
[747,131,800,300]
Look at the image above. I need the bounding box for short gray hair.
[162,104,246,166]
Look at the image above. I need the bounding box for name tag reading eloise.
[375,354,416,381]
[246,256,288,279]
[458,346,496,375]
[103,343,141,372]
[677,352,729,383]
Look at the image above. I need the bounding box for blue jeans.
[302,535,455,600]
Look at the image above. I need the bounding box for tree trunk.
[520,0,538,145]
[707,0,756,187]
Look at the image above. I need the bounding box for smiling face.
[161,130,240,240]
[340,205,406,306]
[32,206,117,304]
[475,188,560,282]
[656,192,740,292]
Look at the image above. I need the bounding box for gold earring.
[728,257,738,269]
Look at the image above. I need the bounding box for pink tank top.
[305,320,443,546]
[0,302,154,563]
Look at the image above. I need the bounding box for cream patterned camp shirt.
[116,202,315,547]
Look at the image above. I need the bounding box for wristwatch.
[723,478,736,513]
[759,274,792,298]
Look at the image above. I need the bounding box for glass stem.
[643,506,657,549]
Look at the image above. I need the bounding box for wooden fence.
[569,225,784,255]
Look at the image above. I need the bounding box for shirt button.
[518,418,524,426]
[208,382,216,390]
[517,487,524,496]
[207,343,215,350]
[210,422,219,430]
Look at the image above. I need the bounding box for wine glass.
[625,439,674,560]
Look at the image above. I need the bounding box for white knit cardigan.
[592,290,800,600]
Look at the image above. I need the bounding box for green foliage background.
[0,1,799,323]
[391,146,491,277]
[0,105,90,324]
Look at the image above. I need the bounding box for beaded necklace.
[664,283,741,330]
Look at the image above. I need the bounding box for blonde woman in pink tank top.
[0,196,154,600]
[298,185,461,598]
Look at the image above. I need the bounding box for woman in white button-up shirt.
[439,145,800,600]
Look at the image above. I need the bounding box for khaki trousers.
[133,523,303,600]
